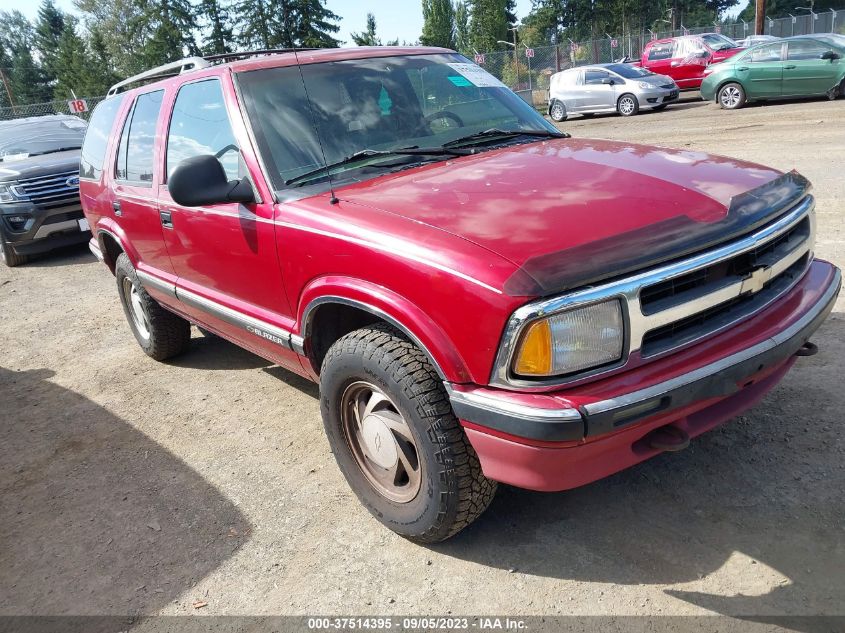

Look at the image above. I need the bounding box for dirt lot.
[1,95,844,625]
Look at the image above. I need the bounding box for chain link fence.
[0,95,107,123]
[475,9,845,103]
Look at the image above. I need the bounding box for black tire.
[114,253,190,361]
[320,323,496,543]
[548,100,567,122]
[827,79,844,101]
[718,82,746,110]
[617,93,639,116]
[0,228,28,267]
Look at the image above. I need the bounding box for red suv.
[640,33,745,89]
[80,47,840,542]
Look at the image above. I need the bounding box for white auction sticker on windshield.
[446,63,507,88]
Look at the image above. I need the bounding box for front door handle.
[784,64,797,69]
[737,66,749,71]
[159,209,173,229]
[112,201,122,217]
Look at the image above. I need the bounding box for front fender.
[298,275,473,383]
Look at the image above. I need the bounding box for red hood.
[336,138,782,276]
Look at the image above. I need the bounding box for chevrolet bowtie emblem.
[740,266,773,295]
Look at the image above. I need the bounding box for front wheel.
[0,229,28,267]
[319,324,496,543]
[115,253,191,361]
[617,94,639,116]
[549,100,567,122]
[718,82,746,110]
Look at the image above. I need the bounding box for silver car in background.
[548,63,679,121]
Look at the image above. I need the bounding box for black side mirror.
[168,154,254,207]
[821,50,840,61]
[601,77,615,85]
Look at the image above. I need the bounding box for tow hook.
[646,425,690,452]
[795,341,819,357]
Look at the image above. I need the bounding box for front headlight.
[512,299,624,377]
[637,81,653,90]
[0,184,16,203]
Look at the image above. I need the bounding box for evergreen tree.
[455,2,471,53]
[74,0,148,76]
[135,0,200,68]
[53,17,89,100]
[199,0,234,55]
[34,0,66,84]
[421,0,456,48]
[292,0,341,48]
[468,0,516,52]
[351,13,381,46]
[0,11,51,104]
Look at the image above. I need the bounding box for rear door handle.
[784,65,797,69]
[159,209,173,229]
[112,201,122,216]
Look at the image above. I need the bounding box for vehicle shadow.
[0,366,251,615]
[434,316,845,630]
[20,243,94,268]
[167,331,275,371]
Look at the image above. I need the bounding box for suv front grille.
[13,170,80,208]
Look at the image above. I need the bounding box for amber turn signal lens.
[514,319,552,376]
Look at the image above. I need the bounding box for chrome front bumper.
[450,263,841,442]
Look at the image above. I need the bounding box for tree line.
[3,0,839,108]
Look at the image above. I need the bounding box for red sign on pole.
[714,25,721,33]
[67,99,88,114]
[610,39,618,48]
[474,53,485,64]
[525,48,535,58]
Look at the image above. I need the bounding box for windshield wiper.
[284,147,470,187]
[443,128,568,149]
[30,147,82,156]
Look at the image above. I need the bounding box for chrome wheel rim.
[721,86,741,108]
[551,103,565,120]
[122,277,151,341]
[340,381,422,503]
[619,97,635,115]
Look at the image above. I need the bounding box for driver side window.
[166,79,240,181]
[584,70,610,85]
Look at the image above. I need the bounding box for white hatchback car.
[548,63,679,120]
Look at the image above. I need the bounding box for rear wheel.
[827,79,844,100]
[319,324,496,542]
[115,253,191,361]
[0,229,28,267]
[549,100,567,122]
[718,82,746,110]
[617,94,639,116]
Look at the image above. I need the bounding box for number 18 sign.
[68,99,89,114]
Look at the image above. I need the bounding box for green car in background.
[701,35,845,109]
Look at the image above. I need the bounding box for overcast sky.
[0,0,749,47]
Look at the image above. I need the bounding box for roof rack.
[106,57,210,97]
[203,48,318,63]
[105,49,321,98]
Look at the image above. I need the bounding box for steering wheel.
[424,110,464,130]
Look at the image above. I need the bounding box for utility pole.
[755,0,766,34]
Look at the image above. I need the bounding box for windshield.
[605,64,654,79]
[237,53,560,192]
[701,33,739,51]
[0,116,86,162]
[812,34,845,49]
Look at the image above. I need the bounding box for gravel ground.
[1,94,843,625]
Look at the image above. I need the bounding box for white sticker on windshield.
[446,63,507,88]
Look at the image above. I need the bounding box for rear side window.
[584,70,610,84]
[115,90,163,184]
[787,40,829,61]
[166,79,239,181]
[648,42,674,61]
[751,43,783,63]
[80,96,124,180]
